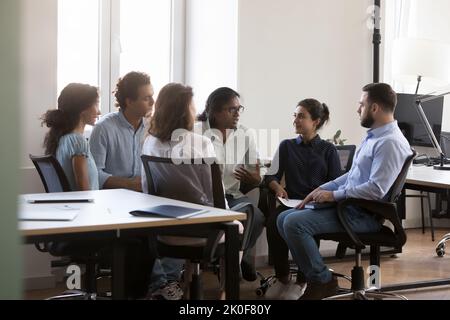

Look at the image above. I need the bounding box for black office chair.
[315,150,416,300]
[29,154,108,300]
[336,145,356,176]
[141,155,256,300]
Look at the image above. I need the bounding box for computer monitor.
[441,131,450,157]
[394,93,444,147]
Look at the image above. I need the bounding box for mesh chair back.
[385,149,417,203]
[29,154,71,193]
[336,145,356,175]
[141,156,224,207]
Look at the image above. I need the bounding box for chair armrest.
[230,202,254,251]
[337,198,406,250]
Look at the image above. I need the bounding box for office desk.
[19,189,246,300]
[382,165,450,292]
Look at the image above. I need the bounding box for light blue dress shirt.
[56,133,99,190]
[321,121,412,201]
[89,110,145,188]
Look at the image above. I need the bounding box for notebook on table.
[130,205,209,219]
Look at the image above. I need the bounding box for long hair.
[149,83,194,142]
[41,83,98,155]
[298,98,330,130]
[197,87,240,127]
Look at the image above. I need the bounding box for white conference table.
[381,165,450,293]
[19,189,246,300]
[406,165,450,190]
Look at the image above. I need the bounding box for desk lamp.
[393,37,450,170]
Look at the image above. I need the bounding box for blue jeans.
[149,257,184,292]
[277,206,382,284]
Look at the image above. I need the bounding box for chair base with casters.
[43,241,111,300]
[436,233,450,257]
[155,203,254,300]
[141,155,257,300]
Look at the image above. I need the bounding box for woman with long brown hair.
[141,83,215,300]
[41,83,100,190]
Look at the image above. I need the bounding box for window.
[119,0,172,93]
[57,0,176,112]
[57,0,100,95]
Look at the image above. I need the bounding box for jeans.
[149,257,184,292]
[226,195,265,267]
[277,205,382,284]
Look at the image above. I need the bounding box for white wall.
[185,0,238,112]
[237,0,374,260]
[238,0,373,145]
[20,0,58,290]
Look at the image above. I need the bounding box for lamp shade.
[392,38,450,86]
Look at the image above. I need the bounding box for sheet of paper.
[18,203,80,221]
[277,197,303,208]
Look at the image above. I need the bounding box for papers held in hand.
[277,197,303,208]
[130,205,209,219]
[277,197,335,210]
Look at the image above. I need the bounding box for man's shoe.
[240,260,257,282]
[284,282,307,300]
[151,281,184,300]
[265,279,291,300]
[299,276,338,300]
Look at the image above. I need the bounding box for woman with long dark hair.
[264,98,341,299]
[41,83,100,190]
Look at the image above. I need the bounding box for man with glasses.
[196,87,265,282]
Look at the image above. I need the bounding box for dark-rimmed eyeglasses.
[227,105,245,114]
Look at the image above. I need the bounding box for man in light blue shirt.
[90,72,154,191]
[277,83,412,300]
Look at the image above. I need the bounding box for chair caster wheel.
[436,245,445,257]
[255,287,266,297]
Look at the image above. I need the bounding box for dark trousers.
[266,205,305,282]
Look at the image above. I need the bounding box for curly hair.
[41,83,98,155]
[149,83,194,142]
[114,71,151,109]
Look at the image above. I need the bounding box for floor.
[24,228,450,300]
